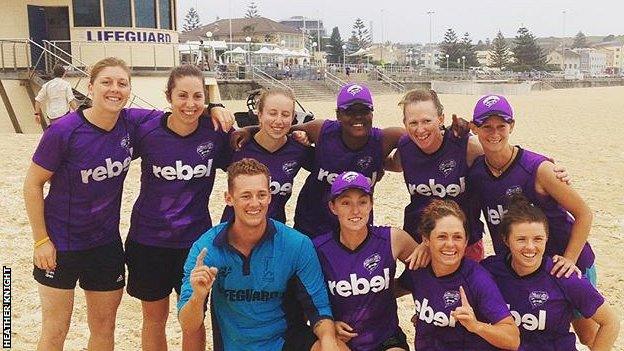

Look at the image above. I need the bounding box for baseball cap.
[472,94,514,126]
[330,171,372,200]
[337,83,374,111]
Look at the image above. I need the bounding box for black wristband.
[208,103,225,110]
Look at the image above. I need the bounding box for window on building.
[104,0,131,27]
[135,0,156,28]
[73,0,101,27]
[159,0,172,29]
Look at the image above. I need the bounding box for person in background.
[34,64,78,128]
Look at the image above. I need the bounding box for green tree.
[350,18,372,50]
[512,26,546,70]
[459,32,478,67]
[245,1,260,18]
[490,31,511,69]
[571,31,588,48]
[438,28,461,68]
[602,34,615,42]
[327,26,344,63]
[182,7,201,32]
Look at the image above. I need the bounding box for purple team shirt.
[128,113,231,248]
[313,226,399,351]
[294,120,384,237]
[482,255,604,350]
[398,132,483,244]
[400,259,511,350]
[32,108,158,251]
[468,148,595,271]
[220,136,313,223]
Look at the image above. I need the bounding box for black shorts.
[378,328,409,351]
[282,323,317,351]
[125,239,190,301]
[33,239,125,291]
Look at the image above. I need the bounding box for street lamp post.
[462,55,465,72]
[445,54,449,71]
[205,31,213,68]
[312,42,317,64]
[342,44,346,69]
[245,36,251,67]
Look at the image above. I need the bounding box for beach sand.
[1,86,622,350]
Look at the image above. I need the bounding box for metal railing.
[0,38,156,109]
[323,70,346,92]
[250,65,294,92]
[49,40,179,71]
[373,68,405,92]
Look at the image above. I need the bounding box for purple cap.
[337,83,374,110]
[472,94,514,126]
[330,171,372,199]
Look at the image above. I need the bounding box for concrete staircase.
[278,80,337,101]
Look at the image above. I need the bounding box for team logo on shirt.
[363,253,381,273]
[356,156,373,170]
[529,290,549,308]
[443,290,460,307]
[346,84,364,95]
[218,266,232,279]
[482,95,501,107]
[196,142,215,159]
[120,134,131,151]
[438,159,456,177]
[282,160,299,175]
[505,185,523,197]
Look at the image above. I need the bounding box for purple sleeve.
[124,108,161,128]
[472,268,511,324]
[32,125,67,172]
[559,275,604,318]
[216,131,233,171]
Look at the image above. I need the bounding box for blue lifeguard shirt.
[178,219,333,351]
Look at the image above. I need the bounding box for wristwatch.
[208,103,225,110]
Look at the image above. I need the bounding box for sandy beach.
[1,86,623,350]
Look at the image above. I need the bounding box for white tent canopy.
[254,47,274,55]
[348,48,372,57]
[224,46,248,54]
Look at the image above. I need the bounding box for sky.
[178,0,623,43]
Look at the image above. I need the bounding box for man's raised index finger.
[195,248,208,267]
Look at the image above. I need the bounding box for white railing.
[0,38,156,109]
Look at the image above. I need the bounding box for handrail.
[250,65,294,93]
[0,38,157,109]
[323,70,345,91]
[374,68,405,92]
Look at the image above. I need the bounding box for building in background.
[573,48,607,77]
[593,41,624,75]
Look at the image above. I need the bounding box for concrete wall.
[546,79,624,89]
[216,80,262,100]
[431,81,533,95]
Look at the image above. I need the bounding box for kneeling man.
[178,158,347,351]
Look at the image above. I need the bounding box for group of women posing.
[24,56,619,351]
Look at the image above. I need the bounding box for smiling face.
[225,173,271,229]
[403,100,444,153]
[423,215,467,275]
[88,66,131,114]
[258,93,295,140]
[505,221,548,276]
[167,75,205,127]
[471,115,515,154]
[337,103,374,139]
[329,188,373,233]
